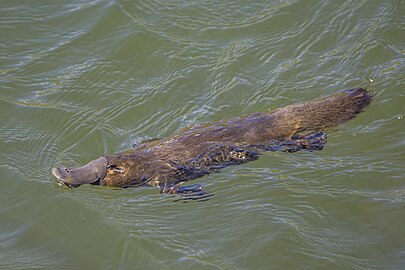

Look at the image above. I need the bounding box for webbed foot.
[174,183,205,194]
[161,184,213,202]
[266,131,327,153]
[163,183,206,195]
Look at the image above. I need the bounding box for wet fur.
[98,88,372,191]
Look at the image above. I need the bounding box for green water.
[1,0,404,269]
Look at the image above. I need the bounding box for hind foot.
[266,131,327,153]
[290,131,327,151]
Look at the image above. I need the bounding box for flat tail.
[300,87,372,132]
[339,87,372,114]
[273,88,372,136]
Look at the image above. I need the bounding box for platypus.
[52,88,372,193]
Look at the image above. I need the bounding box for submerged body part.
[52,88,372,192]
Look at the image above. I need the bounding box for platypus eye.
[107,165,125,173]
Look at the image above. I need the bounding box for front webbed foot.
[161,183,213,202]
[174,183,205,194]
[161,183,205,195]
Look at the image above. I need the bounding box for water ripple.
[1,0,404,269]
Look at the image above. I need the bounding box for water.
[0,0,404,269]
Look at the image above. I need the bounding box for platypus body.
[52,88,372,193]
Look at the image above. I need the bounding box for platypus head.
[52,156,108,187]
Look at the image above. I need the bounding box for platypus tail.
[272,88,372,136]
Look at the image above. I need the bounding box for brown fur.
[52,88,372,191]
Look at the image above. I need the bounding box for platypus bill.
[52,88,372,193]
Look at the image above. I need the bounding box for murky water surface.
[0,0,404,269]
